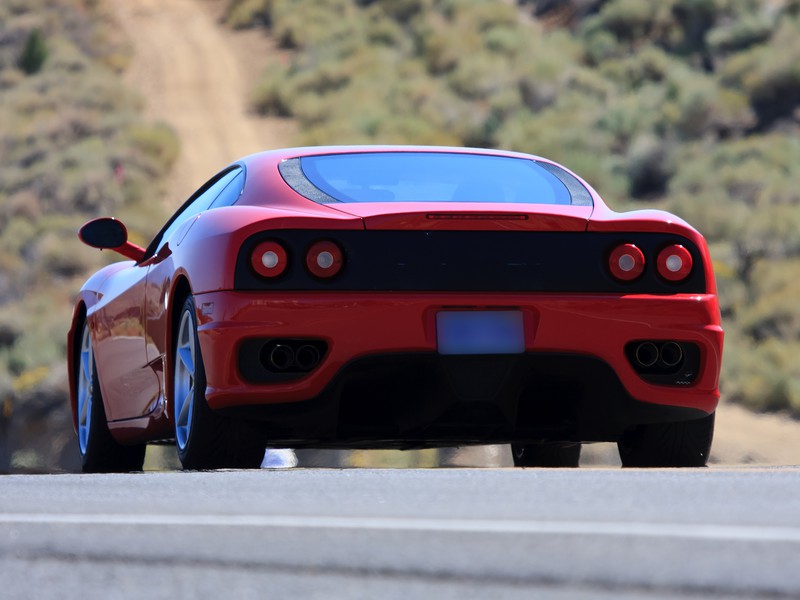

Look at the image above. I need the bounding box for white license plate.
[436,311,525,355]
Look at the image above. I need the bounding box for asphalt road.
[2,467,799,600]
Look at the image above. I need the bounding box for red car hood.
[325,202,592,231]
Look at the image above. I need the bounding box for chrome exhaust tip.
[295,344,321,371]
[267,344,295,371]
[634,342,659,368]
[660,341,684,368]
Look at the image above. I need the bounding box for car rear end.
[193,148,722,448]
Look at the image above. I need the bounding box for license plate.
[436,311,525,355]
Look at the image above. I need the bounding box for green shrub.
[125,122,180,176]
[17,29,47,74]
[583,29,623,65]
[581,0,663,46]
[707,13,774,54]
[720,18,800,127]
[225,0,272,29]
[251,63,292,116]
[625,134,676,198]
[366,0,424,24]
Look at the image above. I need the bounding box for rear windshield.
[292,152,584,205]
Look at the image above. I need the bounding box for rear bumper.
[195,291,722,428]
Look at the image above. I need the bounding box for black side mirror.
[79,218,146,262]
[79,217,128,248]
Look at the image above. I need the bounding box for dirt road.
[107,0,799,467]
[109,0,294,206]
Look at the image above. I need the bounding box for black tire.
[173,296,264,470]
[511,442,581,467]
[75,317,146,473]
[617,412,715,467]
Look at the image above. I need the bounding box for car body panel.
[194,291,721,414]
[328,203,593,231]
[85,262,159,422]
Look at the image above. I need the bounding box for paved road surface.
[2,468,799,599]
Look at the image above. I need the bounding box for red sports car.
[68,146,723,471]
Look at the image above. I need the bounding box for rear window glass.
[296,152,579,205]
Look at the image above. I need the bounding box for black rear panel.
[234,230,707,294]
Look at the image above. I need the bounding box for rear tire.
[511,442,581,468]
[75,317,146,473]
[173,296,264,470]
[617,413,715,467]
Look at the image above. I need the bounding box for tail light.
[251,241,288,278]
[657,244,693,282]
[608,243,645,281]
[306,240,344,278]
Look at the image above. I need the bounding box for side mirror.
[79,218,146,262]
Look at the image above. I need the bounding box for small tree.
[18,29,48,75]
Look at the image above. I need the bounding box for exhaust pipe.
[660,342,683,368]
[267,344,295,371]
[634,342,659,368]
[294,344,321,371]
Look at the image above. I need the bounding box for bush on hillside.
[17,29,48,74]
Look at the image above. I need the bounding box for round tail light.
[251,241,288,278]
[609,243,645,281]
[306,240,344,279]
[657,245,693,282]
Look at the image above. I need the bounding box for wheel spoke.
[77,323,94,456]
[177,388,192,426]
[174,307,199,453]
[79,389,89,422]
[81,349,92,382]
[178,345,194,375]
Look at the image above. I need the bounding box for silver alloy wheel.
[174,308,196,451]
[77,321,94,455]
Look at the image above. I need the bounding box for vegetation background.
[2,0,800,471]
[0,0,177,470]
